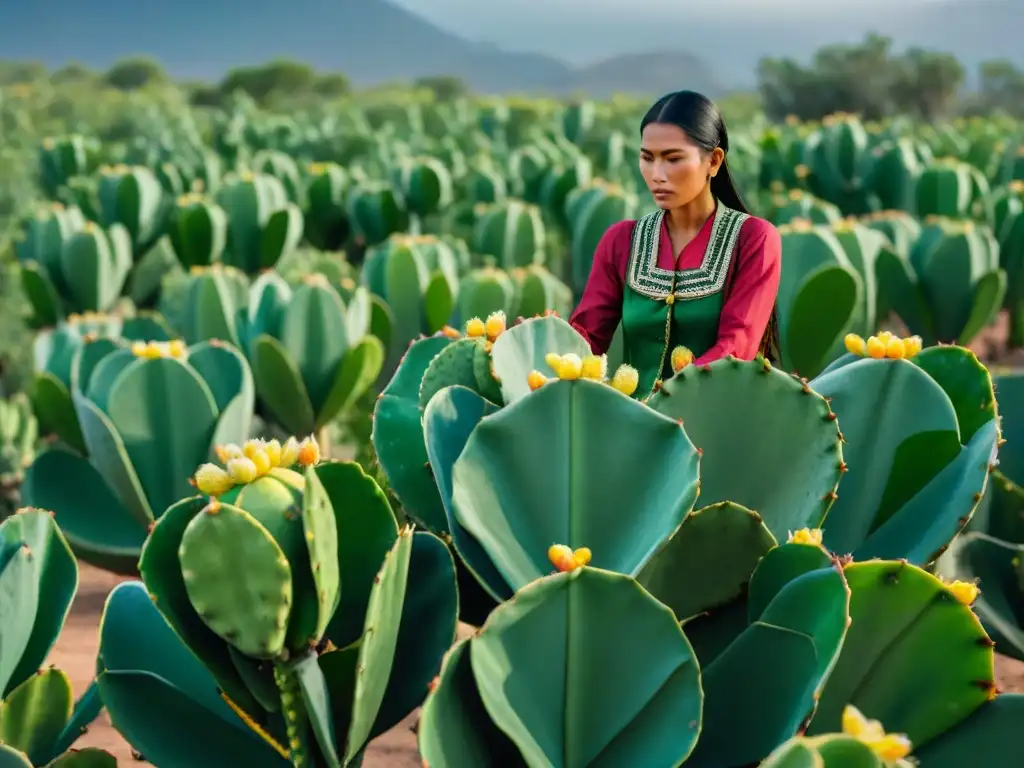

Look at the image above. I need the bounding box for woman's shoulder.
[737,214,782,251]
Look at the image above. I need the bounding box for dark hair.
[639,90,751,215]
[641,90,780,362]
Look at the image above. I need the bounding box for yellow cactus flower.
[842,705,912,762]
[168,339,187,358]
[610,364,639,396]
[871,733,912,761]
[844,333,866,355]
[243,440,272,476]
[527,370,548,391]
[580,354,607,380]
[193,463,234,496]
[226,457,258,484]
[484,310,506,340]
[945,579,979,605]
[441,325,461,339]
[297,436,320,466]
[884,337,905,359]
[548,544,577,572]
[544,353,563,376]
[280,437,301,467]
[573,547,592,566]
[131,341,147,357]
[215,443,243,463]
[670,345,694,372]
[465,317,486,337]
[263,439,282,467]
[902,336,922,357]
[866,336,886,359]
[556,353,583,380]
[788,528,823,546]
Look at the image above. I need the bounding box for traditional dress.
[569,202,782,399]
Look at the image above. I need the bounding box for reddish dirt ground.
[49,563,1024,766]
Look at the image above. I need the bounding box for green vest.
[621,204,749,400]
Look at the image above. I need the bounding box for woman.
[569,90,781,399]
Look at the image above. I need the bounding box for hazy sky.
[392,0,978,10]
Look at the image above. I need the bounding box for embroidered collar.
[626,204,748,300]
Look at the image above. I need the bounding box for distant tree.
[972,59,1024,118]
[50,62,96,85]
[311,73,351,97]
[414,75,469,101]
[0,60,47,85]
[104,56,167,90]
[218,59,317,104]
[757,34,965,121]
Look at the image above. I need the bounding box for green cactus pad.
[636,501,776,621]
[472,338,504,404]
[315,336,385,430]
[910,346,996,443]
[279,280,350,414]
[28,373,85,455]
[807,561,994,749]
[913,693,1024,766]
[99,581,280,753]
[471,568,702,766]
[419,338,488,412]
[747,542,835,621]
[138,497,264,715]
[648,356,843,542]
[418,639,525,766]
[368,531,458,741]
[443,379,699,595]
[0,667,73,764]
[251,334,317,436]
[98,670,289,767]
[70,338,120,394]
[104,356,221,519]
[298,466,340,645]
[72,390,154,527]
[489,315,592,404]
[0,510,78,698]
[685,563,850,767]
[811,357,997,563]
[343,528,413,763]
[20,449,148,575]
[786,263,862,378]
[0,744,32,767]
[423,385,505,593]
[939,532,1024,661]
[179,501,294,658]
[761,734,887,768]
[220,468,319,651]
[371,334,453,533]
[317,461,399,650]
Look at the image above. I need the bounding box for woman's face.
[639,122,723,210]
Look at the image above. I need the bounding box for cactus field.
[3,82,1024,766]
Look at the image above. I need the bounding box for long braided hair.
[641,90,780,364]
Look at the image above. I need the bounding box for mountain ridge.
[0,0,1017,94]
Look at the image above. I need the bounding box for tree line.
[1,33,1021,121]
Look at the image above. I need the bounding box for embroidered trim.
[626,205,749,300]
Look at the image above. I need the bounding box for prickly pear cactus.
[810,340,1000,563]
[236,273,384,437]
[21,338,254,574]
[99,441,458,767]
[0,510,105,765]
[0,393,37,521]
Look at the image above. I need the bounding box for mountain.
[0,0,1018,93]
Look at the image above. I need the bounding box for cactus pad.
[179,502,294,658]
[649,356,843,542]
[439,379,699,596]
[489,315,591,404]
[419,338,487,411]
[636,501,776,621]
[420,568,703,767]
[808,561,994,748]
